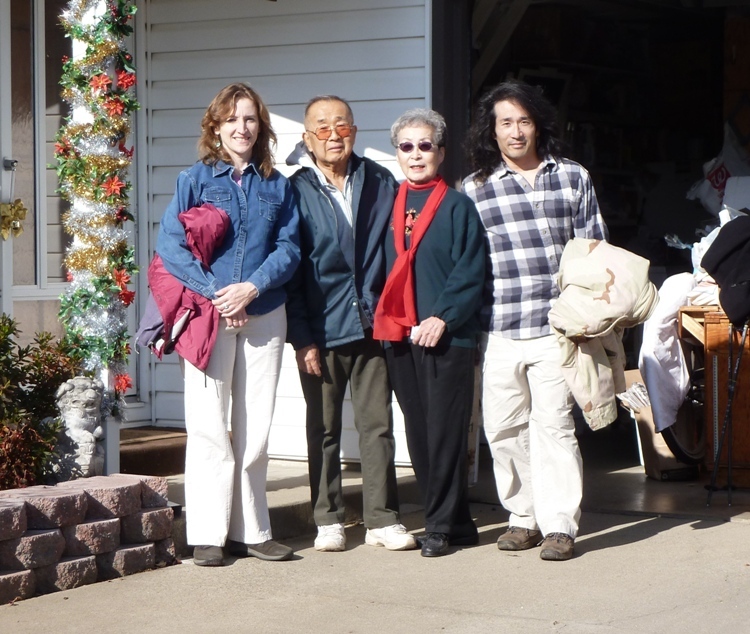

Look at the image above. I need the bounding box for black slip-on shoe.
[228,539,293,561]
[193,545,224,567]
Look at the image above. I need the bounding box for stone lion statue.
[51,376,105,480]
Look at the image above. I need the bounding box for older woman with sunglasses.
[374,109,486,557]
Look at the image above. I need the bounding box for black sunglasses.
[397,141,438,153]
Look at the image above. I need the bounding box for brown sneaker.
[496,526,542,551]
[539,533,574,561]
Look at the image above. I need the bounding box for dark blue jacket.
[285,145,398,349]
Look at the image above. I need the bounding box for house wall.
[134,0,431,463]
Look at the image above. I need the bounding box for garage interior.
[435,0,750,515]
[477,2,748,259]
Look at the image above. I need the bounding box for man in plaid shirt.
[463,80,608,561]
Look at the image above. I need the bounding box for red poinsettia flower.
[112,268,131,289]
[114,373,133,393]
[90,73,112,94]
[119,288,136,306]
[54,139,71,156]
[66,271,74,282]
[103,98,125,117]
[102,176,126,197]
[116,70,136,89]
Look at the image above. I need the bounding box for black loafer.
[228,539,293,561]
[420,533,449,557]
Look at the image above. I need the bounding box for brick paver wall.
[0,474,177,604]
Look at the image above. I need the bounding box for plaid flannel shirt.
[462,156,608,339]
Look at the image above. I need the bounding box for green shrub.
[0,314,82,490]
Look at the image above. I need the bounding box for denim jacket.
[156,160,300,316]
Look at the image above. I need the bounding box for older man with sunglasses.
[285,96,417,552]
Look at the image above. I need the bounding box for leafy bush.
[0,314,82,490]
[0,423,59,490]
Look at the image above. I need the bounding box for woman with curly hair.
[156,83,300,566]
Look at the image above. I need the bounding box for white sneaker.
[365,523,418,551]
[314,523,346,552]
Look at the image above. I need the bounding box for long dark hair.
[198,83,277,178]
[465,80,564,185]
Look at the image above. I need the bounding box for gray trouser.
[299,332,400,529]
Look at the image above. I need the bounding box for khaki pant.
[480,332,582,538]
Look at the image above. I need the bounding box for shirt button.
[535,202,541,208]
[541,229,548,235]
[352,301,357,306]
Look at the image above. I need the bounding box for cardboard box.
[624,370,700,481]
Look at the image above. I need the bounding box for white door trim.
[0,0,14,315]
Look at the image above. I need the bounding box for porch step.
[119,427,187,476]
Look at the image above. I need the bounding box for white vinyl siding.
[135,0,430,462]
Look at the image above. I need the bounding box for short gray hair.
[390,108,447,148]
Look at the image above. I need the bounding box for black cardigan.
[383,186,486,348]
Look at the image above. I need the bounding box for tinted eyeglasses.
[397,141,437,153]
[306,122,354,141]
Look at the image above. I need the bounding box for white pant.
[480,332,582,538]
[182,305,285,547]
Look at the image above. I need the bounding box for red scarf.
[373,176,448,341]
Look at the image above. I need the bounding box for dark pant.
[300,333,400,529]
[385,342,477,538]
